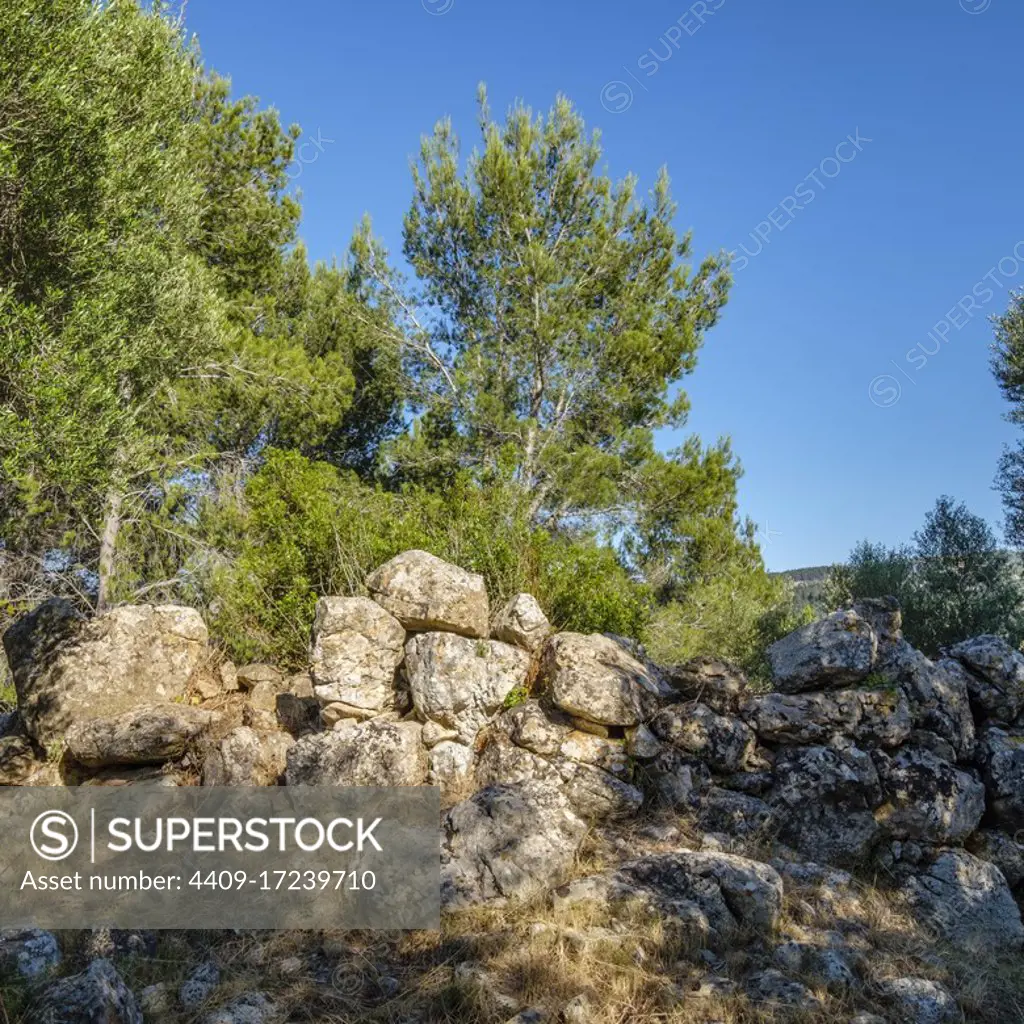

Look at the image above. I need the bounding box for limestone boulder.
[285,719,427,787]
[967,829,1024,890]
[441,782,587,909]
[768,742,883,866]
[767,610,876,693]
[896,848,1024,952]
[873,746,985,844]
[202,727,292,786]
[541,632,663,727]
[949,634,1024,723]
[555,851,783,936]
[309,596,405,710]
[367,550,489,638]
[404,632,530,744]
[886,645,976,760]
[39,958,142,1024]
[740,686,910,749]
[663,657,748,714]
[876,978,957,1024]
[650,702,755,773]
[975,726,1024,831]
[491,593,550,653]
[65,704,216,768]
[498,700,570,757]
[3,600,207,747]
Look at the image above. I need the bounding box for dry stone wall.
[5,554,1024,1019]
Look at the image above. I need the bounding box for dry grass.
[3,810,1024,1022]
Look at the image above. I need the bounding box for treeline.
[0,1,805,671]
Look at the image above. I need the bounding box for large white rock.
[404,632,530,745]
[541,632,662,727]
[366,550,489,638]
[949,634,1024,723]
[897,848,1024,952]
[440,782,587,909]
[491,593,550,653]
[285,719,427,787]
[3,600,208,747]
[309,596,405,710]
[767,609,876,693]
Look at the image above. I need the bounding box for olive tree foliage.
[0,0,221,605]
[826,496,1024,655]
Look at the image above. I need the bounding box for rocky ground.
[2,550,1024,1022]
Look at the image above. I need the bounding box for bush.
[202,450,651,667]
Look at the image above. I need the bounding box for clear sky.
[180,0,1024,571]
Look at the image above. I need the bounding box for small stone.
[0,928,60,977]
[235,663,282,690]
[40,958,142,1023]
[219,661,240,692]
[180,961,220,1009]
[320,701,378,727]
[492,593,551,653]
[877,977,958,1024]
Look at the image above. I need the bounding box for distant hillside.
[772,565,832,614]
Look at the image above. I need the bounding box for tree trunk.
[96,488,123,612]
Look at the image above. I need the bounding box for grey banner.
[0,787,440,930]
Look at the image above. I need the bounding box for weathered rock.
[896,848,1024,952]
[967,828,1024,890]
[367,549,489,638]
[0,734,42,784]
[697,787,773,837]
[767,609,876,693]
[285,719,427,787]
[645,748,707,809]
[876,977,958,1024]
[663,658,748,714]
[404,632,530,744]
[39,958,142,1024]
[4,600,208,747]
[975,726,1024,831]
[202,727,292,786]
[310,596,405,710]
[421,719,462,746]
[273,692,319,736]
[427,740,475,795]
[744,969,820,1010]
[180,962,220,1009]
[853,596,902,642]
[235,664,281,690]
[218,661,240,692]
[541,632,662,727]
[768,743,883,865]
[556,851,783,935]
[320,701,378,727]
[886,645,977,760]
[441,782,587,909]
[650,702,755,773]
[740,685,911,748]
[201,992,279,1024]
[499,700,569,756]
[624,723,662,759]
[0,928,60,977]
[949,634,1024,722]
[475,731,641,819]
[772,939,857,990]
[65,703,216,767]
[491,593,550,653]
[874,746,985,844]
[558,730,629,775]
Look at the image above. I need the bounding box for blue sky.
[181,0,1024,571]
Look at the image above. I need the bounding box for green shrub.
[203,450,651,667]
